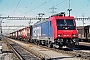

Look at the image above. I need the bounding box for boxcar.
[18,29,22,40]
[77,26,85,41]
[20,26,32,42]
[77,25,90,42]
[26,26,32,42]
[12,32,16,39]
[10,32,13,38]
[15,31,18,39]
[21,27,27,40]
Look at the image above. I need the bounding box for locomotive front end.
[56,19,78,38]
[51,13,79,48]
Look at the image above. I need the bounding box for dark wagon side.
[77,25,90,42]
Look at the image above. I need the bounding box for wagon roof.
[77,26,84,29]
[84,25,90,29]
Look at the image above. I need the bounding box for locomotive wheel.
[75,42,79,45]
[59,44,63,49]
[68,43,75,48]
[47,43,53,48]
[47,44,50,48]
[37,40,40,45]
[34,40,37,44]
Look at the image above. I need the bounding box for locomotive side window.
[50,21,52,26]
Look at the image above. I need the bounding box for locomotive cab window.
[56,19,75,30]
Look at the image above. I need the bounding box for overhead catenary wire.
[43,0,67,14]
[73,5,89,12]
[55,0,67,7]
[20,0,35,16]
[9,0,22,27]
[71,4,89,18]
[24,0,52,14]
[19,0,36,16]
[25,0,36,8]
[12,0,22,16]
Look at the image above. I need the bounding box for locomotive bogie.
[53,38,79,48]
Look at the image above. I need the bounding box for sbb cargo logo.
[33,26,41,37]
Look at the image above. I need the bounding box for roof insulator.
[51,12,65,17]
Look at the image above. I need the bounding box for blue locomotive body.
[32,20,53,44]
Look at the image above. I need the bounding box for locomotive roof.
[34,19,48,25]
[86,25,90,27]
[10,31,15,34]
[77,26,84,29]
[77,25,90,30]
[33,15,74,26]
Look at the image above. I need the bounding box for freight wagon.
[21,26,32,42]
[77,25,90,42]
[13,26,32,42]
[12,31,16,39]
[10,31,18,39]
[10,33,13,38]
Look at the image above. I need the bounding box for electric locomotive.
[31,12,79,48]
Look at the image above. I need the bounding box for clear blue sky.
[0,0,90,34]
[0,0,90,17]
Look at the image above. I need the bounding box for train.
[7,12,79,48]
[77,25,90,42]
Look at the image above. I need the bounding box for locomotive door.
[36,26,41,39]
[48,21,53,40]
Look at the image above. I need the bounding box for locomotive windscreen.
[56,19,75,30]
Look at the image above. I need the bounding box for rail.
[4,37,38,60]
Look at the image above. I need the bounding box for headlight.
[72,34,76,37]
[58,34,62,37]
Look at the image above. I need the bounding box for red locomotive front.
[55,17,78,39]
[50,12,79,48]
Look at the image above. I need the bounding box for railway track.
[10,44,38,60]
[5,37,90,60]
[39,44,90,60]
[4,37,39,60]
[21,42,90,60]
[29,41,90,60]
